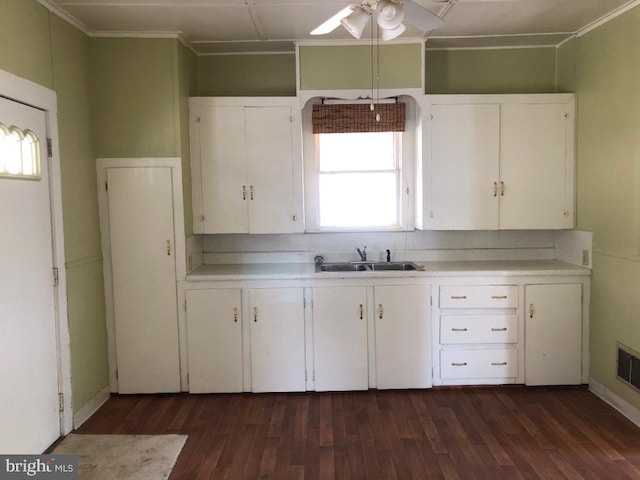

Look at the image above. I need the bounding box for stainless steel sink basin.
[317,261,423,272]
[369,262,423,271]
[318,263,371,272]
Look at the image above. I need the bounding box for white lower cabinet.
[186,289,243,393]
[374,285,432,389]
[312,286,368,391]
[525,283,582,386]
[249,287,306,392]
[436,283,521,385]
[441,349,518,380]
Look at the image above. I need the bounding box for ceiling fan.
[311,0,445,41]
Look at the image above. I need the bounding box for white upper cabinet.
[499,103,573,229]
[190,97,303,234]
[420,94,575,230]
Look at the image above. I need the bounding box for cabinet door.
[313,286,368,391]
[186,289,243,393]
[249,288,305,392]
[245,107,296,234]
[428,104,500,230]
[499,103,573,229]
[196,106,249,233]
[375,285,431,389]
[107,167,180,393]
[525,284,582,386]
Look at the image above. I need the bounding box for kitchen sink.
[369,262,422,271]
[318,263,371,272]
[317,261,423,272]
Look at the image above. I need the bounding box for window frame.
[303,96,416,232]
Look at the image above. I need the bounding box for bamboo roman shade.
[312,103,406,134]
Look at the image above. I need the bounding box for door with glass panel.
[0,96,60,453]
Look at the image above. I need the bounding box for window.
[0,122,41,180]
[304,99,415,231]
[317,131,400,228]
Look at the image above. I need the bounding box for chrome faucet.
[356,246,367,262]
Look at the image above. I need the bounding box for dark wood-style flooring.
[75,386,640,479]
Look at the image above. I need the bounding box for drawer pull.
[451,328,468,332]
[451,362,468,367]
[491,362,508,366]
[491,327,507,332]
[450,295,467,300]
[491,295,508,300]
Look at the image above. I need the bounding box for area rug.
[52,434,187,480]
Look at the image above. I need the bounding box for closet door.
[107,167,180,393]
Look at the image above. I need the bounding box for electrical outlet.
[582,249,589,266]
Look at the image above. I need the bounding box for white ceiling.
[43,0,638,53]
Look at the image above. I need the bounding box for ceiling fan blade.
[404,1,444,32]
[311,5,355,35]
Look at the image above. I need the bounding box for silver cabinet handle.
[250,185,254,200]
[451,295,467,300]
[451,362,467,367]
[529,303,535,318]
[451,328,468,332]
[378,304,383,319]
[500,181,505,196]
[359,304,364,320]
[242,185,247,200]
[491,295,508,299]
[491,328,507,332]
[493,182,498,197]
[491,362,508,366]
[253,307,258,322]
[233,307,238,323]
[166,240,171,256]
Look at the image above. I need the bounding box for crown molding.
[34,0,90,35]
[576,0,640,37]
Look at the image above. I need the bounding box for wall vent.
[617,343,640,391]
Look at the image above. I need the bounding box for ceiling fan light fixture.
[340,6,371,39]
[380,22,406,40]
[376,0,405,30]
[310,5,354,35]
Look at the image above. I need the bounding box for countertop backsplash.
[187,230,591,268]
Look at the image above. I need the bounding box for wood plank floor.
[75,386,640,479]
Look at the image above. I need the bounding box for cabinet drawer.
[440,314,517,344]
[440,349,518,379]
[439,285,517,309]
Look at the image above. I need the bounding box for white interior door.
[0,97,60,453]
[107,167,180,393]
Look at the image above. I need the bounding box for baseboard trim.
[73,386,110,429]
[589,378,640,428]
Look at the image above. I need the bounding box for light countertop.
[186,259,590,282]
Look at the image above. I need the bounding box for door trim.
[0,68,72,435]
[97,158,187,392]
